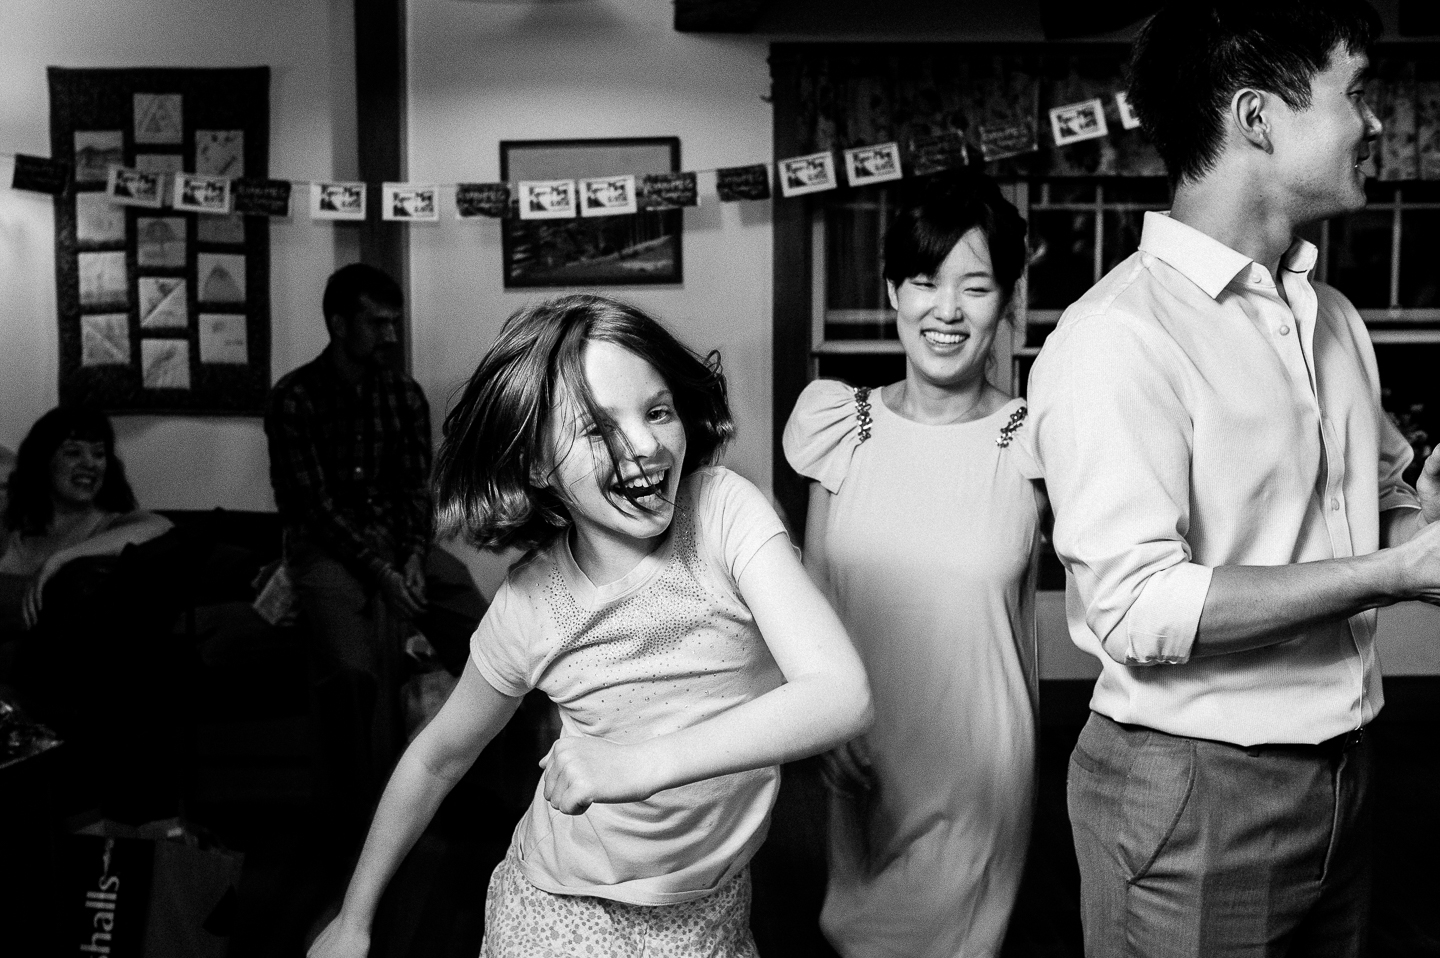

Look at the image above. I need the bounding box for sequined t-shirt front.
[471,466,788,905]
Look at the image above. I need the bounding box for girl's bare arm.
[310,661,520,957]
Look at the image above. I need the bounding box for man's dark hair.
[1128,0,1382,183]
[322,263,403,325]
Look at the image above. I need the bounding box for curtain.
[1371,53,1440,181]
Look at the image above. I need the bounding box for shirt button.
[1331,497,1342,511]
[1279,325,1291,335]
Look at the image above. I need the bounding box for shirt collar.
[1137,211,1317,300]
[1279,236,1318,277]
[318,343,382,390]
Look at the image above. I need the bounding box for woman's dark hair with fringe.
[883,170,1028,301]
[4,407,137,536]
[1128,0,1382,184]
[435,294,734,553]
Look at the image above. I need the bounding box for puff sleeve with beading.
[782,379,866,494]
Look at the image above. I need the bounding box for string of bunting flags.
[4,91,1142,222]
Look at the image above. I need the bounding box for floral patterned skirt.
[480,853,758,958]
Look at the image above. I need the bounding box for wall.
[5,0,1435,669]
[406,0,775,593]
[0,0,359,510]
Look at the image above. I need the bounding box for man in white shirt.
[1028,1,1440,954]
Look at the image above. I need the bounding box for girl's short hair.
[4,406,137,536]
[882,171,1028,301]
[436,294,734,552]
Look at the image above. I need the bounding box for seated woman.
[1,408,180,820]
[0,407,172,632]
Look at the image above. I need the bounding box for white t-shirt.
[471,465,789,905]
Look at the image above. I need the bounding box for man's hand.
[402,554,427,606]
[538,737,663,815]
[819,737,877,799]
[377,565,425,619]
[1418,445,1440,525]
[1392,514,1440,605]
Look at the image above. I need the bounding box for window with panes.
[809,178,1439,486]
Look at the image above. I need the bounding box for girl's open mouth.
[613,467,669,500]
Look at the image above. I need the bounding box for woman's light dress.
[784,380,1041,958]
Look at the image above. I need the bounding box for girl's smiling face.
[49,437,107,510]
[542,339,688,566]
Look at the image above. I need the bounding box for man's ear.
[325,311,345,340]
[1232,88,1273,153]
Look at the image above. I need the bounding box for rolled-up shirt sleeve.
[1378,421,1422,515]
[1031,311,1212,666]
[1324,284,1421,516]
[1363,347,1421,517]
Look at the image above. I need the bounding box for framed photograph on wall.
[500,137,682,287]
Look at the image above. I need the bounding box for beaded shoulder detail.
[996,404,1027,448]
[854,386,874,444]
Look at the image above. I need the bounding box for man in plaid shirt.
[265,263,433,838]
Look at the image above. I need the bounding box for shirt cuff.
[1117,561,1213,666]
[1380,491,1422,514]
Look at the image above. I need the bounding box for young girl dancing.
[310,293,872,958]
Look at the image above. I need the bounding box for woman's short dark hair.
[4,407,136,536]
[882,171,1028,300]
[435,294,734,553]
[1129,0,1382,184]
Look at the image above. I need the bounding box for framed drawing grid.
[500,137,683,288]
[50,66,271,414]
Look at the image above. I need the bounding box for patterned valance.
[774,43,1440,181]
[1369,53,1440,181]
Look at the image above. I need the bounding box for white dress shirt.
[1028,212,1420,746]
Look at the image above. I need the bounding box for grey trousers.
[1067,712,1372,958]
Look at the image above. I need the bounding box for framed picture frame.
[842,143,903,187]
[1049,98,1109,147]
[777,151,838,197]
[500,137,682,287]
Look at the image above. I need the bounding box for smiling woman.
[0,407,185,823]
[0,407,172,632]
[784,170,1045,958]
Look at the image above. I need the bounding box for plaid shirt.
[265,347,433,584]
